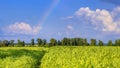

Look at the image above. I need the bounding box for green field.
[0,46,120,68]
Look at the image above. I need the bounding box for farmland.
[0,47,48,68]
[0,46,120,68]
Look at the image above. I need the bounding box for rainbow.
[38,0,60,26]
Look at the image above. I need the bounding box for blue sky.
[0,0,120,42]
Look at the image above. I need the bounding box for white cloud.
[3,22,42,35]
[67,25,74,31]
[68,7,120,34]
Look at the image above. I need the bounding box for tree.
[74,38,79,46]
[42,39,47,45]
[50,38,57,46]
[2,40,9,47]
[0,40,2,47]
[31,39,35,46]
[118,40,120,46]
[61,38,68,45]
[79,38,83,46]
[67,38,71,45]
[37,38,42,46]
[17,39,21,46]
[69,38,72,45]
[22,41,25,46]
[90,39,96,46]
[98,40,104,46]
[57,40,61,45]
[17,40,25,47]
[9,40,14,46]
[83,38,89,46]
[107,40,113,46]
[114,39,120,46]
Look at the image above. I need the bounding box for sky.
[0,0,120,42]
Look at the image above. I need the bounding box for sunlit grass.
[0,46,120,68]
[0,47,48,68]
[41,46,120,68]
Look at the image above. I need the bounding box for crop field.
[0,47,48,68]
[0,46,120,68]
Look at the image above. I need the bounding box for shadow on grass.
[0,49,46,68]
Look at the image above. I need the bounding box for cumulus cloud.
[68,7,120,34]
[3,22,42,35]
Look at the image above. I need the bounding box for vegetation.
[0,37,120,47]
[17,40,25,47]
[31,39,35,46]
[41,46,120,68]
[98,40,104,46]
[49,38,57,46]
[0,38,120,67]
[37,38,42,46]
[108,40,113,46]
[90,39,96,46]
[0,47,48,68]
[0,46,120,68]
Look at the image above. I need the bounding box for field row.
[0,47,48,68]
[0,46,120,68]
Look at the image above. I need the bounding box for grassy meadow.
[0,46,120,68]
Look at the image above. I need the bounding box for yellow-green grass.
[0,47,48,68]
[0,46,120,68]
[41,46,120,68]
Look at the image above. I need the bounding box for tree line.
[0,38,120,47]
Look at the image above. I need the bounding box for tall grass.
[0,47,48,68]
[41,46,120,68]
[0,46,120,68]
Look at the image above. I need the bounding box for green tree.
[2,40,9,47]
[83,38,89,46]
[17,40,25,47]
[70,39,73,46]
[31,39,35,46]
[22,41,25,46]
[42,39,47,45]
[37,38,42,46]
[98,40,104,46]
[115,39,120,46]
[62,38,68,45]
[50,38,57,46]
[57,40,61,45]
[71,39,74,45]
[107,40,113,46]
[17,39,21,46]
[90,39,96,46]
[9,40,14,47]
[0,40,2,47]
[118,40,120,46]
[74,38,79,46]
[79,38,83,46]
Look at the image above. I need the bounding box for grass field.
[0,47,48,68]
[0,46,120,68]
